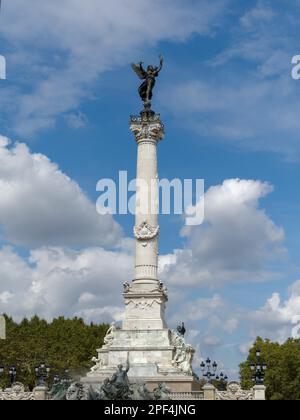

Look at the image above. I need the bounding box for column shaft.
[122,112,167,331]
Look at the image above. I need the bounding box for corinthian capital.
[130,114,164,143]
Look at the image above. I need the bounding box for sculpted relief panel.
[170,330,195,376]
[216,382,254,401]
[0,383,34,401]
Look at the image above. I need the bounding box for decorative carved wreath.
[134,221,159,241]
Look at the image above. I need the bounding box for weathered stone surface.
[253,385,266,401]
[0,383,34,401]
[216,382,254,401]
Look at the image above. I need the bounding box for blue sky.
[1,0,300,379]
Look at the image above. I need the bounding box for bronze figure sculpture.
[131,55,164,109]
[177,322,186,337]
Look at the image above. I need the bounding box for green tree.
[240,337,300,400]
[0,315,108,390]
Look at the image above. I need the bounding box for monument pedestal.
[83,327,200,392]
[122,289,168,331]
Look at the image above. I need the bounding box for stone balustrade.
[170,392,204,400]
[0,383,50,401]
[0,382,266,401]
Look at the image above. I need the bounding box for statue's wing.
[131,63,146,80]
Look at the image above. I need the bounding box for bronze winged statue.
[131,55,164,109]
[177,322,186,337]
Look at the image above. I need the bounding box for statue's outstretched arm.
[125,353,130,372]
[139,62,146,74]
[157,54,164,74]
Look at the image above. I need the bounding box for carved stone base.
[123,291,168,330]
[82,269,197,393]
[82,328,199,393]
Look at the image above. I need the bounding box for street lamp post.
[35,363,51,387]
[53,369,72,388]
[50,368,72,398]
[62,369,72,387]
[250,348,267,385]
[200,358,218,384]
[216,372,228,391]
[0,365,17,387]
[9,366,17,386]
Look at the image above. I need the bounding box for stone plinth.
[33,386,48,401]
[123,290,168,331]
[203,384,216,400]
[253,385,266,400]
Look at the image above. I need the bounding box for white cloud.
[167,293,240,361]
[65,112,88,129]
[239,341,254,356]
[0,135,121,247]
[156,176,286,369]
[223,318,239,334]
[0,0,226,136]
[203,335,222,347]
[165,76,300,158]
[183,295,225,321]
[161,179,285,287]
[0,246,33,291]
[249,279,300,342]
[212,1,279,67]
[0,291,13,305]
[240,1,276,28]
[0,245,133,322]
[76,307,125,324]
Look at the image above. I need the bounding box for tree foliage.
[0,315,108,390]
[240,337,300,400]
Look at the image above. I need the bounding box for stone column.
[203,383,216,400]
[122,110,168,331]
[253,385,266,400]
[131,110,163,288]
